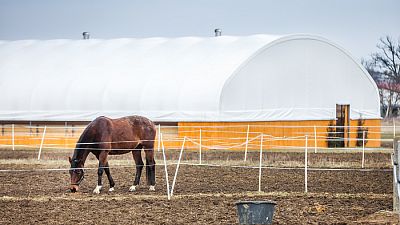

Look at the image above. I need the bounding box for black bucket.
[236,200,277,225]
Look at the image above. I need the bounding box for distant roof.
[0,34,380,121]
[377,82,400,93]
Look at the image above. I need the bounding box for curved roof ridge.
[219,34,379,112]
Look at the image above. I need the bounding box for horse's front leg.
[104,162,115,192]
[93,151,110,194]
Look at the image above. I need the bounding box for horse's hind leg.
[144,142,156,191]
[129,145,144,192]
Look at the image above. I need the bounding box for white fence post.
[362,131,365,168]
[157,124,161,152]
[64,122,68,150]
[305,135,308,193]
[12,124,15,151]
[171,137,186,197]
[199,129,202,165]
[314,125,317,153]
[394,118,396,138]
[397,139,400,211]
[64,121,67,137]
[258,134,264,192]
[394,138,400,212]
[37,126,47,161]
[161,134,171,200]
[244,124,250,161]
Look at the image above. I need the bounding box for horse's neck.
[72,144,90,166]
[73,128,92,165]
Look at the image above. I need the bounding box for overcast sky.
[0,0,398,61]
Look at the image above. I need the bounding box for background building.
[0,34,381,148]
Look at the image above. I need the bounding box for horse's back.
[124,115,156,140]
[91,115,155,136]
[90,116,156,154]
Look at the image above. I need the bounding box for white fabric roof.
[0,34,380,122]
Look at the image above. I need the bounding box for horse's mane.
[72,121,95,161]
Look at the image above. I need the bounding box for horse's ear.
[68,156,72,164]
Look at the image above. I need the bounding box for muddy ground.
[0,149,398,224]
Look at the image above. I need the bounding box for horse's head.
[68,157,85,192]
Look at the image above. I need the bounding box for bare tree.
[368,36,400,118]
[362,59,386,114]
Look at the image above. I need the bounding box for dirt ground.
[0,149,398,224]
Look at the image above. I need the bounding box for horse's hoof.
[129,185,137,192]
[93,185,102,194]
[149,186,155,191]
[109,187,114,192]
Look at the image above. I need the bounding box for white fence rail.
[0,122,395,201]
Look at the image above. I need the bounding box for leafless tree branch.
[367,35,400,117]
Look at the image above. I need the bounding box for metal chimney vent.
[82,32,90,39]
[214,28,222,37]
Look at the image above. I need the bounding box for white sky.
[0,0,399,61]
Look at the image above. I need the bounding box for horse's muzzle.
[70,185,79,193]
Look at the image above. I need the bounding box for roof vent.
[82,32,90,40]
[214,28,222,37]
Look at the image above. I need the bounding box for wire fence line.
[0,130,392,171]
[0,123,393,170]
[0,135,392,152]
[0,130,394,155]
[0,123,395,129]
[0,162,391,173]
[0,122,392,152]
[0,135,391,142]
[0,123,396,137]
[0,123,392,136]
[0,128,393,200]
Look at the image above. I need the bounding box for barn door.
[336,104,350,147]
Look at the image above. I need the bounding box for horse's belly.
[109,150,132,155]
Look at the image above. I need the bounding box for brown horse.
[68,115,156,194]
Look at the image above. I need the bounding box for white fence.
[0,123,395,200]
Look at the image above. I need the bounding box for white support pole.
[171,137,186,197]
[161,134,171,200]
[305,135,308,193]
[394,118,396,138]
[258,134,264,192]
[37,126,47,161]
[393,162,400,211]
[362,131,365,168]
[11,124,15,151]
[199,129,202,165]
[397,141,400,211]
[64,121,68,137]
[314,125,317,153]
[244,124,250,161]
[64,122,67,150]
[157,124,161,152]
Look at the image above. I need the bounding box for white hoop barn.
[0,34,381,148]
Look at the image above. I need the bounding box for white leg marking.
[93,185,102,194]
[149,185,155,191]
[108,187,114,192]
[129,185,137,192]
